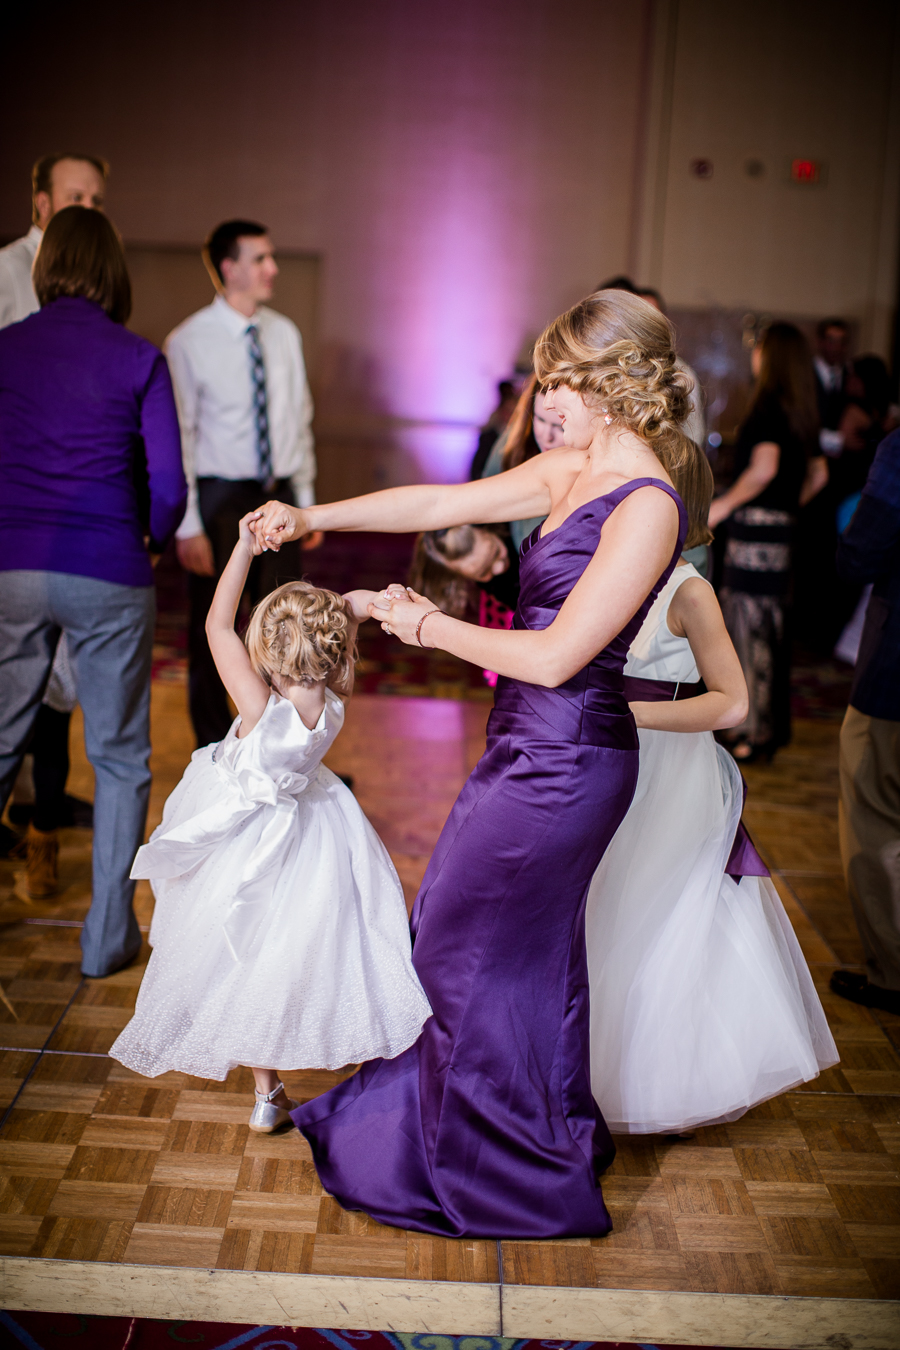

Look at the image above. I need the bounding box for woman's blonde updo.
[533,289,697,481]
[244,581,356,695]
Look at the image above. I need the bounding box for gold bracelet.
[415,609,442,648]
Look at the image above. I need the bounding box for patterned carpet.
[0,1315,743,1350]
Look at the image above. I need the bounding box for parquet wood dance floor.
[1,683,898,1343]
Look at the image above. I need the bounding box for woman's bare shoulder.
[532,446,585,484]
[536,446,585,471]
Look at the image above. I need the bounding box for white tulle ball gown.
[110,691,431,1080]
[586,564,838,1134]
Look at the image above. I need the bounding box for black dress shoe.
[830,969,900,1015]
[8,794,94,830]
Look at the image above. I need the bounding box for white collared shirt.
[0,225,42,329]
[165,294,315,539]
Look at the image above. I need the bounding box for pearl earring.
[603,409,612,426]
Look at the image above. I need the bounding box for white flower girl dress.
[111,691,431,1080]
[586,564,838,1133]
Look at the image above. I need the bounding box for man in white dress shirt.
[166,219,319,745]
[0,152,107,890]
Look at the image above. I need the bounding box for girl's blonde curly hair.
[533,289,698,482]
[244,581,356,696]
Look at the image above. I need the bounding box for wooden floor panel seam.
[2,1256,899,1347]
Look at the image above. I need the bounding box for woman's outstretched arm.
[369,486,680,688]
[251,452,572,548]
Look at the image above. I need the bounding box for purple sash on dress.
[622,675,769,879]
[622,675,703,702]
[727,780,769,878]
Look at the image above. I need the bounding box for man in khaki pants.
[831,427,900,1015]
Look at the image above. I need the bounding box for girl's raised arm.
[205,512,271,736]
[629,577,748,733]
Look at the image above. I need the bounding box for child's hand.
[238,511,264,557]
[368,585,439,645]
[343,589,383,622]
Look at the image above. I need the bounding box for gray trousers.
[839,705,900,991]
[0,571,154,976]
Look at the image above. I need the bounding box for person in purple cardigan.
[0,206,187,977]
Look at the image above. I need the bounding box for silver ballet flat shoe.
[248,1081,299,1134]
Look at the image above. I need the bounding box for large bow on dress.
[132,701,322,960]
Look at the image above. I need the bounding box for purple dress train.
[292,479,687,1237]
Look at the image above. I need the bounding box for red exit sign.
[791,158,822,184]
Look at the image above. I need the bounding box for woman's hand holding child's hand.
[368,586,441,646]
[250,501,308,551]
[343,586,410,626]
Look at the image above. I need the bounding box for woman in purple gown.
[251,291,698,1238]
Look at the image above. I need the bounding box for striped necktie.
[247,323,273,486]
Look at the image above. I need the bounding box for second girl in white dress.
[586,460,838,1134]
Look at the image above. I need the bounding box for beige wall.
[0,0,651,490]
[1,0,898,489]
[637,0,900,356]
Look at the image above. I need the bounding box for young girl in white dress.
[586,454,838,1134]
[111,513,431,1131]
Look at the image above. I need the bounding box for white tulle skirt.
[586,729,838,1133]
[110,755,432,1081]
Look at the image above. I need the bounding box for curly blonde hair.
[244,581,356,695]
[533,289,697,481]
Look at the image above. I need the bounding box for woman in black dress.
[709,323,827,762]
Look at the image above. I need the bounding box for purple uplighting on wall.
[0,0,650,489]
[387,168,523,480]
[303,0,646,485]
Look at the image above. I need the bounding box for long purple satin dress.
[292,479,687,1237]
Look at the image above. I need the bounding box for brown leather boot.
[25,823,59,898]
